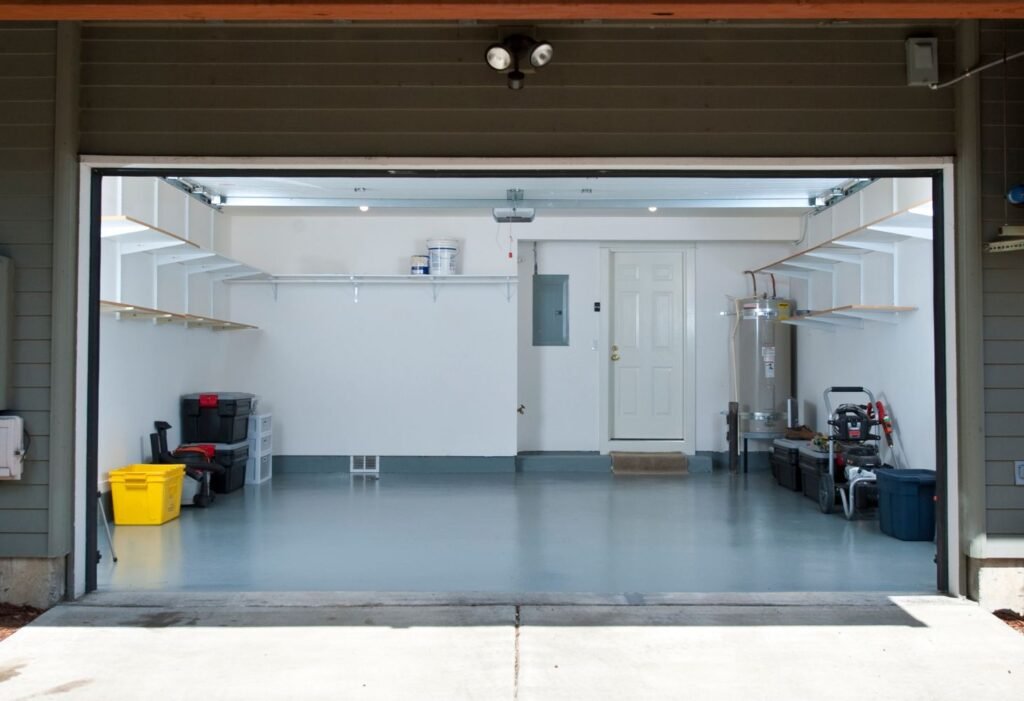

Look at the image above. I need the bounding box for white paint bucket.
[427,238,459,275]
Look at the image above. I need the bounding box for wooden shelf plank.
[101,215,197,249]
[751,198,932,274]
[102,215,267,280]
[807,305,916,316]
[100,300,257,331]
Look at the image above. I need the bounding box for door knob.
[611,345,621,362]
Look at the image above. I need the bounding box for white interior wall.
[517,242,602,452]
[222,211,518,456]
[222,211,801,457]
[794,237,936,469]
[96,199,935,463]
[516,239,795,453]
[97,318,228,485]
[221,210,518,276]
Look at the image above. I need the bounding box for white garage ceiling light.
[184,176,857,216]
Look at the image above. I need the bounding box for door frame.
[599,243,697,454]
[71,156,958,598]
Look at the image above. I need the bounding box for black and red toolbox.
[181,392,255,444]
[178,441,250,494]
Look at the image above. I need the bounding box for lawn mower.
[818,387,889,520]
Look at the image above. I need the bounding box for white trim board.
[73,157,958,599]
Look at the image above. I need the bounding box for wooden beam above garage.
[0,1,1022,21]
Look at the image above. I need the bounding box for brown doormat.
[611,451,689,475]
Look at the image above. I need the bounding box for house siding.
[79,21,955,157]
[0,22,55,558]
[981,21,1024,537]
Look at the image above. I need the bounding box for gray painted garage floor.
[2,593,1022,700]
[98,470,936,593]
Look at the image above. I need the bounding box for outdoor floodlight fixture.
[485,34,554,90]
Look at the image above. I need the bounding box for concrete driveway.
[0,592,1021,700]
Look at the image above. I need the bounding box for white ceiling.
[183,175,857,214]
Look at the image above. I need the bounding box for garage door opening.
[76,163,953,596]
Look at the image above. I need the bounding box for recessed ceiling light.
[359,205,370,212]
[648,206,658,212]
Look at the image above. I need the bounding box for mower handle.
[823,386,877,416]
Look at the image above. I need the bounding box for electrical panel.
[0,256,12,411]
[0,416,24,480]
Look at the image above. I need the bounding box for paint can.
[410,255,429,275]
[426,239,459,276]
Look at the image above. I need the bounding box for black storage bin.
[799,446,840,503]
[772,439,804,492]
[182,442,249,494]
[181,392,254,444]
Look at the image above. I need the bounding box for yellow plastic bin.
[108,464,186,525]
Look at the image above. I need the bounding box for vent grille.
[350,455,380,476]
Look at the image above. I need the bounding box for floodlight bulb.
[529,42,554,68]
[648,206,658,213]
[359,205,370,212]
[486,45,513,71]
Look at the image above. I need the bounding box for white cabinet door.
[610,251,685,440]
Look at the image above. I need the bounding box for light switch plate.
[1015,461,1024,486]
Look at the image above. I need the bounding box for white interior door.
[610,251,685,440]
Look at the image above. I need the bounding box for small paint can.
[410,255,429,275]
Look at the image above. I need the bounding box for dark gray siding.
[981,22,1024,536]
[79,21,956,157]
[0,22,55,557]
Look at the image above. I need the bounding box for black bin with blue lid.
[875,469,937,541]
[181,392,254,445]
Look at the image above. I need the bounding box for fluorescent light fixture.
[359,205,370,212]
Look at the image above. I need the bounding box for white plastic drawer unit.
[260,432,272,454]
[247,454,272,484]
[250,413,272,433]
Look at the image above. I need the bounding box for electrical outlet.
[1015,461,1024,487]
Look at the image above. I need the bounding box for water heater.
[734,297,794,434]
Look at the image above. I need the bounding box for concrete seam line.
[513,604,521,700]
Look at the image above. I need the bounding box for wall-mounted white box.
[0,416,25,480]
[906,37,939,86]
